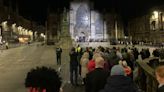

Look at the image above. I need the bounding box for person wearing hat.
[155,65,164,92]
[100,65,138,92]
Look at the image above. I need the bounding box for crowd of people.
[69,45,141,92]
[24,44,164,92]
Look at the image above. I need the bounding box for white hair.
[122,61,128,67]
[118,60,123,65]
[95,57,105,68]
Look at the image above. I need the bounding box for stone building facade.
[105,12,124,41]
[0,0,42,42]
[128,15,150,43]
[128,5,164,44]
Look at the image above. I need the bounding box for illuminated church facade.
[47,0,125,43]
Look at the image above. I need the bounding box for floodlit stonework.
[47,0,125,43]
[128,5,164,44]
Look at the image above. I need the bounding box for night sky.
[12,0,164,24]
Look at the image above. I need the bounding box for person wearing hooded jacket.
[99,65,139,92]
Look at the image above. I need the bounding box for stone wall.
[128,5,164,44]
[128,15,150,42]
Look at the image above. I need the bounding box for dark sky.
[14,0,164,25]
[18,0,48,24]
[16,0,70,25]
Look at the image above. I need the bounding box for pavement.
[0,42,85,92]
[0,43,25,50]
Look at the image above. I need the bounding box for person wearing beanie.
[110,65,126,76]
[100,65,138,92]
[85,57,109,92]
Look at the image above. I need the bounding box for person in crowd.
[89,47,94,60]
[145,48,150,58]
[87,52,101,72]
[76,44,83,76]
[122,60,132,77]
[116,47,123,60]
[100,65,138,92]
[122,49,134,71]
[85,57,109,92]
[80,52,89,85]
[69,47,78,86]
[153,49,160,57]
[140,49,150,60]
[25,66,62,92]
[155,65,164,92]
[85,47,93,60]
[101,48,110,72]
[108,47,120,70]
[127,47,132,53]
[132,47,139,61]
[103,48,110,62]
[131,47,139,67]
[5,42,9,49]
[56,46,62,65]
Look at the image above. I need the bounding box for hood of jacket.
[100,75,137,92]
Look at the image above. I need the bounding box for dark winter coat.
[56,47,62,56]
[132,48,139,60]
[100,75,138,92]
[69,51,78,68]
[158,85,164,92]
[85,68,109,92]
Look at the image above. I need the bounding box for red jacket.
[87,59,95,72]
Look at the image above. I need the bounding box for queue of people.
[68,45,141,92]
[24,44,164,92]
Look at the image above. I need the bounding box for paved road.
[0,44,84,92]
